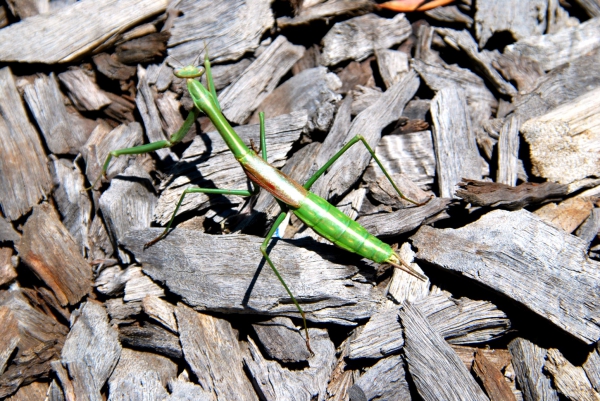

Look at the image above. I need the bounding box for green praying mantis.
[90,52,429,352]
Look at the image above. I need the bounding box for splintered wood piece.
[105,297,142,325]
[142,295,177,333]
[351,355,411,400]
[153,112,307,225]
[122,229,384,324]
[5,0,48,19]
[0,67,52,221]
[386,242,430,304]
[168,0,273,64]
[19,203,91,306]
[168,378,213,401]
[584,346,600,392]
[5,381,49,401]
[534,197,594,234]
[60,301,121,401]
[321,13,411,66]
[107,348,177,400]
[95,265,138,297]
[431,86,482,198]
[312,71,420,201]
[58,68,111,111]
[119,321,182,360]
[376,49,409,89]
[155,91,188,142]
[136,65,178,162]
[83,122,144,185]
[336,60,375,94]
[425,4,473,26]
[244,330,336,400]
[0,307,19,375]
[248,66,341,132]
[474,0,547,48]
[0,0,168,63]
[399,303,490,401]
[436,28,516,96]
[175,304,258,401]
[575,209,600,246]
[348,307,404,360]
[493,52,544,93]
[0,218,20,244]
[356,197,450,237]
[506,17,600,71]
[99,164,157,263]
[545,348,600,401]
[219,36,305,124]
[251,316,311,364]
[508,338,559,401]
[452,346,512,372]
[93,53,137,81]
[0,248,17,286]
[411,209,600,344]
[277,0,372,28]
[23,73,96,155]
[456,179,568,209]
[473,349,517,401]
[49,157,92,253]
[496,115,521,186]
[88,214,115,261]
[114,31,169,65]
[124,270,165,302]
[521,87,600,185]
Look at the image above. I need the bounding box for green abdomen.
[292,192,393,264]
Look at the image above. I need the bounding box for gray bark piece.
[474,0,547,48]
[0,307,19,375]
[436,28,516,96]
[575,209,600,246]
[521,87,600,185]
[143,295,177,333]
[175,304,258,401]
[356,197,450,237]
[154,112,307,225]
[23,73,95,154]
[545,348,600,401]
[425,5,473,26]
[375,49,409,89]
[168,0,273,64]
[122,229,384,325]
[0,217,20,244]
[0,0,168,63]
[219,36,305,124]
[50,157,92,254]
[61,301,122,401]
[252,316,311,363]
[0,67,52,221]
[400,303,490,401]
[58,68,111,111]
[108,348,177,401]
[431,86,482,198]
[277,0,372,28]
[321,13,411,66]
[209,58,253,91]
[167,379,213,401]
[506,17,600,71]
[508,338,559,401]
[249,66,342,132]
[497,115,521,186]
[244,331,336,401]
[312,71,420,201]
[584,346,600,392]
[575,0,600,17]
[100,164,157,263]
[118,321,182,360]
[411,209,600,344]
[352,355,411,401]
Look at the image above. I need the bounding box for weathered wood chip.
[0,67,52,221]
[119,321,182,360]
[251,316,311,363]
[400,303,490,401]
[473,349,517,401]
[19,203,91,306]
[584,345,600,392]
[545,348,600,401]
[456,179,568,209]
[142,295,177,333]
[277,0,372,28]
[58,68,111,111]
[0,0,168,63]
[122,229,384,325]
[411,209,600,344]
[534,197,594,234]
[508,337,559,401]
[0,248,17,286]
[60,301,121,401]
[351,355,411,401]
[0,307,19,375]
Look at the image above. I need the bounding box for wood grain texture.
[19,203,91,306]
[545,348,600,401]
[352,355,411,400]
[122,229,384,325]
[473,349,517,401]
[168,0,273,64]
[0,307,19,375]
[0,0,168,63]
[400,302,490,401]
[496,115,521,186]
[277,0,372,28]
[411,209,600,344]
[508,337,559,401]
[0,67,52,221]
[251,317,311,363]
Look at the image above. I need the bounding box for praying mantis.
[91,53,429,352]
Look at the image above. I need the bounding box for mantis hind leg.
[303,135,430,206]
[260,205,313,354]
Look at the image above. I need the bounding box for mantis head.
[174,65,206,79]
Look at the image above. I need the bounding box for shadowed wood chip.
[19,203,92,306]
[534,197,594,234]
[351,355,411,400]
[545,348,600,401]
[411,209,600,344]
[118,321,182,360]
[0,67,52,221]
[0,307,19,375]
[251,316,311,363]
[277,0,372,28]
[399,302,490,401]
[508,337,559,401]
[473,349,517,401]
[0,248,17,286]
[456,179,568,209]
[122,229,384,324]
[0,0,168,63]
[584,345,600,392]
